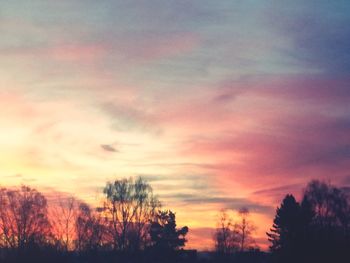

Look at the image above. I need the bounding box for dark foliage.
[0,178,348,263]
[150,210,188,250]
[102,177,160,251]
[267,180,350,263]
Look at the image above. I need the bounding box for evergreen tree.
[268,181,350,263]
[267,194,302,263]
[150,210,188,251]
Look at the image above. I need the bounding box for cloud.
[266,0,350,74]
[252,184,303,197]
[254,75,350,104]
[100,144,118,153]
[162,193,274,214]
[251,183,304,204]
[113,32,199,62]
[180,104,350,192]
[186,227,215,250]
[100,102,161,134]
[341,175,350,185]
[2,0,350,251]
[4,174,23,179]
[210,74,350,106]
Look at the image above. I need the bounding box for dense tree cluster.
[150,210,188,251]
[0,178,349,263]
[267,180,350,263]
[0,186,52,250]
[0,178,188,262]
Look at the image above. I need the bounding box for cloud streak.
[1,0,350,251]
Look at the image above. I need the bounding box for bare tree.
[50,195,78,251]
[214,207,257,254]
[214,210,238,255]
[235,207,256,252]
[75,202,106,252]
[130,178,160,250]
[102,177,160,251]
[304,180,350,229]
[0,186,51,250]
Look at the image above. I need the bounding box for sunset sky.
[1,1,350,250]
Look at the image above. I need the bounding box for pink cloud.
[115,32,200,62]
[49,43,107,62]
[0,92,38,121]
[178,111,349,196]
[0,42,107,65]
[138,33,199,60]
[186,227,214,250]
[215,74,350,104]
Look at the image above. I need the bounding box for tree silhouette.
[214,207,257,257]
[303,180,350,263]
[304,180,349,229]
[214,210,238,255]
[149,210,188,251]
[0,179,195,262]
[267,194,305,263]
[0,186,51,251]
[129,177,161,251]
[75,202,106,253]
[268,180,350,263]
[50,195,78,251]
[235,207,256,252]
[102,177,160,251]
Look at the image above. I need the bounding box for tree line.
[0,177,188,262]
[1,177,349,263]
[212,179,350,263]
[267,180,350,263]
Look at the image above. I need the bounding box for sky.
[1,0,350,250]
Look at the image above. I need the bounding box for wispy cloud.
[1,0,350,250]
[100,144,118,153]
